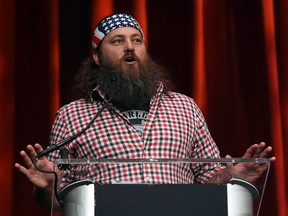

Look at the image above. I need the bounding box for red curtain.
[0,1,15,216]
[0,0,287,215]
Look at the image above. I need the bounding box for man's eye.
[112,39,123,44]
[133,38,142,44]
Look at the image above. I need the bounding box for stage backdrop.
[0,0,287,215]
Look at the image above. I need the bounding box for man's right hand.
[15,143,63,210]
[15,143,59,193]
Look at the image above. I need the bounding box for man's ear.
[93,53,100,65]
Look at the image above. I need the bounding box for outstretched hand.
[14,143,60,192]
[226,142,276,184]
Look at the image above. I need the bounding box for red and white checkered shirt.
[49,82,223,185]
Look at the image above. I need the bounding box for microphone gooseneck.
[33,79,117,162]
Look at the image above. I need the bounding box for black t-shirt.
[113,102,150,136]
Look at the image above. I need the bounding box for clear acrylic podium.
[52,158,270,216]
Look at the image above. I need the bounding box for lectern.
[52,158,270,216]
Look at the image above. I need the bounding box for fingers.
[254,142,266,156]
[225,155,234,171]
[26,144,38,160]
[269,157,276,162]
[34,143,44,153]
[259,146,272,158]
[241,142,276,162]
[242,144,257,158]
[261,145,276,162]
[14,162,29,176]
[20,149,34,169]
[26,143,44,159]
[15,143,46,169]
[14,145,37,176]
[242,142,272,158]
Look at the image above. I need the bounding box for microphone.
[33,78,117,162]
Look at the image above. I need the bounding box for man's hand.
[15,143,63,210]
[15,143,57,190]
[226,142,276,184]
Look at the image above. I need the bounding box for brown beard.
[96,54,163,108]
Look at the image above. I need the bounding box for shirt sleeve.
[190,102,225,183]
[47,109,69,161]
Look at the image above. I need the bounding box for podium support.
[227,183,254,215]
[58,179,94,216]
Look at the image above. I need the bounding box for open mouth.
[124,56,136,63]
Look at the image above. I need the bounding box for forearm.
[33,186,62,211]
[208,168,231,184]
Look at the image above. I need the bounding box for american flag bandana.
[92,13,144,49]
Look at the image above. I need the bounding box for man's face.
[93,27,147,72]
[92,27,166,108]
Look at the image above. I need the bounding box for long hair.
[74,56,100,100]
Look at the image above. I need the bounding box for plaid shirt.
[49,82,223,186]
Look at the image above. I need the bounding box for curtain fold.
[0,0,287,215]
[262,1,287,215]
[133,0,148,44]
[193,0,207,112]
[49,0,60,123]
[0,0,15,215]
[275,4,288,213]
[91,0,114,26]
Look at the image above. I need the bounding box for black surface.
[95,184,228,216]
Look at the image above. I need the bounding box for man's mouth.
[124,55,137,64]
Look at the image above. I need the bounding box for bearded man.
[15,13,275,211]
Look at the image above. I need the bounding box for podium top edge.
[54,158,270,165]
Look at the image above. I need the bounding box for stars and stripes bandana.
[92,13,144,49]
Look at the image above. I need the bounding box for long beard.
[96,55,162,108]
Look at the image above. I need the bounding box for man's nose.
[124,40,134,53]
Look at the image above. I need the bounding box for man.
[15,13,275,210]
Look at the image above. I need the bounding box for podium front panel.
[95,184,228,216]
